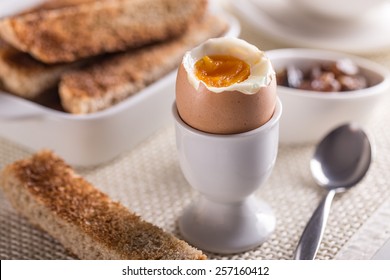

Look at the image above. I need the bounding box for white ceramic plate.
[0,7,240,166]
[230,0,390,54]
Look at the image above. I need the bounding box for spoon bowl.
[294,123,372,260]
[311,123,372,191]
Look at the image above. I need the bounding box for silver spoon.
[294,123,372,260]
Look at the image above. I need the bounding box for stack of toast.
[0,0,228,114]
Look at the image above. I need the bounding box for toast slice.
[59,14,228,114]
[0,42,82,99]
[0,1,95,98]
[0,150,207,260]
[0,0,208,63]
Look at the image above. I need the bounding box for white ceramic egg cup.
[173,98,282,254]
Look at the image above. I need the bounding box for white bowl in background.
[266,48,390,145]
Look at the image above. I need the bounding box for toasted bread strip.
[59,14,228,114]
[0,1,94,98]
[0,0,208,63]
[0,42,82,98]
[0,150,207,260]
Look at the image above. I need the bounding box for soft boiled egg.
[175,37,277,134]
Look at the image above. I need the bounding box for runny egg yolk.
[194,55,250,87]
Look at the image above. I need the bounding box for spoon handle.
[294,190,336,260]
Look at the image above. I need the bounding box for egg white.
[182,37,275,94]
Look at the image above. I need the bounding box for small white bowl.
[266,48,390,145]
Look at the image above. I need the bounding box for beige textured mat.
[1,86,390,259]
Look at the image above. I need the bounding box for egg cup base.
[179,195,276,254]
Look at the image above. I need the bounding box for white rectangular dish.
[0,8,240,166]
[0,75,177,166]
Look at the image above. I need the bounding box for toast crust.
[0,1,98,98]
[0,0,208,63]
[59,14,228,114]
[0,43,82,98]
[0,150,207,260]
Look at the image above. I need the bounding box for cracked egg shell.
[175,38,277,135]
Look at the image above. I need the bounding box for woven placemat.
[1,84,390,259]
